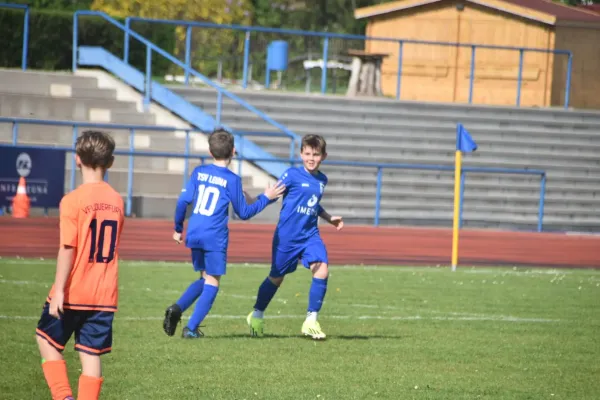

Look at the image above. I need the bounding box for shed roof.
[354,0,600,25]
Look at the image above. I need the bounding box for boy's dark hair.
[75,130,115,169]
[301,134,327,154]
[208,129,235,160]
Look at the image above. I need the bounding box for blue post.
[72,14,78,72]
[459,171,466,228]
[70,126,78,191]
[516,49,524,106]
[288,137,295,161]
[11,122,18,145]
[537,173,546,233]
[144,46,152,111]
[242,31,250,89]
[468,45,476,104]
[396,41,403,100]
[321,37,329,94]
[22,7,29,70]
[184,25,192,85]
[124,18,131,63]
[216,91,223,125]
[374,167,383,226]
[183,130,190,187]
[265,64,271,89]
[237,136,243,177]
[564,53,573,110]
[126,129,135,217]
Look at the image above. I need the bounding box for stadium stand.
[167,85,600,232]
[0,68,274,219]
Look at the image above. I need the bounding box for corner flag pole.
[451,140,462,272]
[451,124,477,272]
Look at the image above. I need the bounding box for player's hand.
[264,180,286,200]
[173,231,183,245]
[49,291,64,319]
[330,216,344,231]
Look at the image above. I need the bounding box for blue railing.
[1,117,295,216]
[0,3,29,71]
[1,117,546,232]
[73,11,301,164]
[125,16,573,109]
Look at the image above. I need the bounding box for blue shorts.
[35,302,114,356]
[270,236,328,278]
[191,248,227,276]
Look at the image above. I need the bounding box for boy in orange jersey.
[35,130,124,400]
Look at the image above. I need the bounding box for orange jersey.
[47,181,125,312]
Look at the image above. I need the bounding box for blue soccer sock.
[187,284,219,331]
[253,277,279,316]
[307,277,328,317]
[175,278,205,312]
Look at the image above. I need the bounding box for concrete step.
[0,86,118,100]
[255,140,600,165]
[169,85,600,124]
[0,92,139,120]
[0,69,100,89]
[189,98,600,133]
[218,111,600,139]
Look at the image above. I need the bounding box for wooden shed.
[354,0,600,110]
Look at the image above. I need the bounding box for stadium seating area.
[1,66,600,232]
[0,68,272,219]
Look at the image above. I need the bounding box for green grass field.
[1,257,599,400]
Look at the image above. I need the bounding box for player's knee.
[204,274,221,287]
[310,262,329,279]
[268,276,284,287]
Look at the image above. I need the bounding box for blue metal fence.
[1,117,547,232]
[0,2,29,71]
[124,16,573,109]
[73,11,301,169]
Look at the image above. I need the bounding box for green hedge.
[0,8,176,76]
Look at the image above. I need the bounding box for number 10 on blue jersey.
[193,184,220,216]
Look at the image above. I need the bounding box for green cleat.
[301,320,326,340]
[247,312,264,338]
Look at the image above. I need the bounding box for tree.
[91,0,253,77]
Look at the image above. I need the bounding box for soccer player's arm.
[174,172,197,234]
[230,177,270,220]
[266,169,292,205]
[50,196,78,317]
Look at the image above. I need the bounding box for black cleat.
[163,304,182,336]
[181,326,204,339]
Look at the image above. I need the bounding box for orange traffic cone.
[12,176,30,218]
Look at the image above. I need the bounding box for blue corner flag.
[456,124,478,153]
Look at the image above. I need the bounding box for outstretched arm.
[231,178,286,220]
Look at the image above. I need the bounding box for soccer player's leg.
[75,311,114,400]
[36,302,75,400]
[247,244,301,337]
[182,250,225,339]
[163,248,206,337]
[300,238,329,340]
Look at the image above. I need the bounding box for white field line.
[3,258,598,275]
[0,314,560,323]
[0,278,566,321]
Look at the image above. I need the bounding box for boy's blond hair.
[75,130,115,169]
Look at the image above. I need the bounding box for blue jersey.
[174,164,270,251]
[272,166,328,244]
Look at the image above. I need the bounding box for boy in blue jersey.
[162,129,285,339]
[247,134,343,340]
